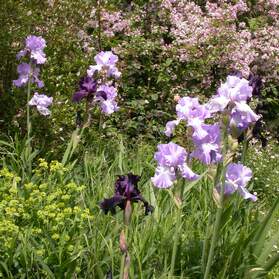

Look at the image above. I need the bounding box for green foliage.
[0,141,278,278]
[1,0,278,152]
[0,163,93,277]
[247,141,279,203]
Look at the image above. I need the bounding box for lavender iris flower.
[72,77,119,115]
[72,76,97,102]
[164,119,180,137]
[152,142,199,188]
[100,173,154,215]
[175,97,211,139]
[13,63,44,88]
[29,92,53,116]
[152,166,176,188]
[191,124,222,165]
[17,35,47,64]
[176,97,208,120]
[220,163,257,201]
[96,84,119,115]
[87,51,121,79]
[207,75,253,113]
[154,142,187,167]
[95,51,118,65]
[230,102,260,130]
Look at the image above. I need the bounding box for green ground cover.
[0,138,278,278]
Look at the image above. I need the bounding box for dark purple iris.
[100,173,154,215]
[72,76,97,102]
[248,74,262,97]
[229,70,243,79]
[95,90,108,100]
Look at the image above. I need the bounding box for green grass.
[0,138,278,278]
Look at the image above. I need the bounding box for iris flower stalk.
[120,200,132,279]
[100,174,153,279]
[240,127,253,164]
[14,35,49,175]
[203,115,229,279]
[26,62,32,175]
[169,180,185,277]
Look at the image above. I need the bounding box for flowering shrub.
[1,0,278,145]
[0,163,92,274]
[96,0,279,139]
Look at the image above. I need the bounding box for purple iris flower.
[191,124,222,165]
[17,35,47,64]
[154,142,187,167]
[72,76,97,102]
[176,97,210,122]
[207,75,253,113]
[152,142,199,188]
[13,63,44,88]
[219,163,257,201]
[97,84,117,100]
[230,102,260,130]
[96,84,119,115]
[100,99,119,115]
[87,51,121,79]
[100,173,154,215]
[175,97,211,139]
[248,74,262,97]
[28,92,53,116]
[164,119,180,137]
[96,85,119,115]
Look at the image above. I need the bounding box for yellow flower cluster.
[34,158,68,176]
[0,164,93,264]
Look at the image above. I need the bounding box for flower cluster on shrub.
[0,163,92,263]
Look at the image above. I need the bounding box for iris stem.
[201,214,212,274]
[170,205,182,277]
[120,252,125,279]
[26,69,32,175]
[120,201,132,279]
[203,119,228,279]
[241,136,249,164]
[169,182,184,277]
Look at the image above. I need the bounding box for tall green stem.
[241,136,249,164]
[26,72,32,175]
[170,205,182,277]
[169,183,184,277]
[120,201,132,279]
[119,226,129,279]
[203,120,229,279]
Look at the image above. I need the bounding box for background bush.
[1,0,278,153]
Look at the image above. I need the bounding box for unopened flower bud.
[230,121,241,139]
[174,94,181,102]
[124,200,132,225]
[228,135,238,151]
[119,230,128,253]
[174,194,182,208]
